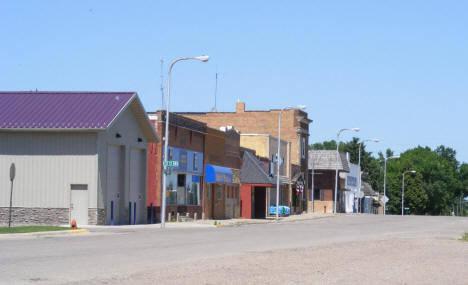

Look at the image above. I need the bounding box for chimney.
[236,102,245,113]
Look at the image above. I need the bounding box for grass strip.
[0,226,70,234]
[461,233,468,242]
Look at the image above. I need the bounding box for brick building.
[147,111,206,222]
[178,101,311,213]
[239,134,292,213]
[203,126,241,220]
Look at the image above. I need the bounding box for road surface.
[0,215,467,284]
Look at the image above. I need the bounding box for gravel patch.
[83,238,468,285]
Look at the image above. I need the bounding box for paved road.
[0,215,467,284]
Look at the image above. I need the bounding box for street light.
[161,55,210,228]
[357,138,379,213]
[276,105,306,220]
[334,128,360,214]
[383,155,400,215]
[402,170,416,216]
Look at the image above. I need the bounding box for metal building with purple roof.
[0,91,159,226]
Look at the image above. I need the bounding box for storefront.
[204,164,235,220]
[164,146,204,219]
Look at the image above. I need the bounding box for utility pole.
[160,59,164,109]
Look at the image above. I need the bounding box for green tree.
[309,140,465,216]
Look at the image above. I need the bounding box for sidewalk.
[0,213,336,238]
[194,212,336,227]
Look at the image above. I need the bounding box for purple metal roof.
[0,92,135,129]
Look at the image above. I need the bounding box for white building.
[0,92,159,226]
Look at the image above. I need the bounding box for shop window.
[187,182,199,205]
[217,185,223,200]
[166,174,177,205]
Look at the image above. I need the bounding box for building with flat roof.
[178,101,312,213]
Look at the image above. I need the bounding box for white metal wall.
[0,132,98,208]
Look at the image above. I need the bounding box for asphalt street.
[1,215,467,284]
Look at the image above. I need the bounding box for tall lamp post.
[357,138,379,213]
[402,170,416,216]
[276,105,306,220]
[161,55,210,229]
[334,128,360,214]
[383,155,400,215]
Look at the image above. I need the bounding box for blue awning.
[205,164,233,184]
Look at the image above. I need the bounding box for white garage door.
[107,144,123,225]
[130,148,146,224]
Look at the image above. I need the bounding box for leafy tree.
[309,140,467,216]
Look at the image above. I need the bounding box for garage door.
[107,145,123,225]
[130,148,146,224]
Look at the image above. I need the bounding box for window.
[167,174,201,206]
[193,153,198,171]
[71,184,88,190]
[320,190,325,201]
[314,188,320,201]
[217,185,223,200]
[187,182,199,205]
[301,137,306,159]
[168,148,173,161]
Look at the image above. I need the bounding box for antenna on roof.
[211,68,218,112]
[160,59,164,110]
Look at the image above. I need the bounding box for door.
[107,145,123,225]
[253,187,266,219]
[177,174,186,205]
[70,184,88,226]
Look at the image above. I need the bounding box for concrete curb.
[0,228,89,239]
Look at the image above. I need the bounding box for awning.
[205,164,233,184]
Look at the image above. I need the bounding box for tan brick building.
[240,134,291,213]
[179,101,312,213]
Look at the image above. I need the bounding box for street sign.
[9,163,15,181]
[404,207,410,210]
[360,185,364,189]
[381,195,389,204]
[357,191,364,198]
[163,161,179,167]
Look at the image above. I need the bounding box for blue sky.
[1,1,467,163]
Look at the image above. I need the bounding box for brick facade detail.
[88,208,106,225]
[0,207,69,226]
